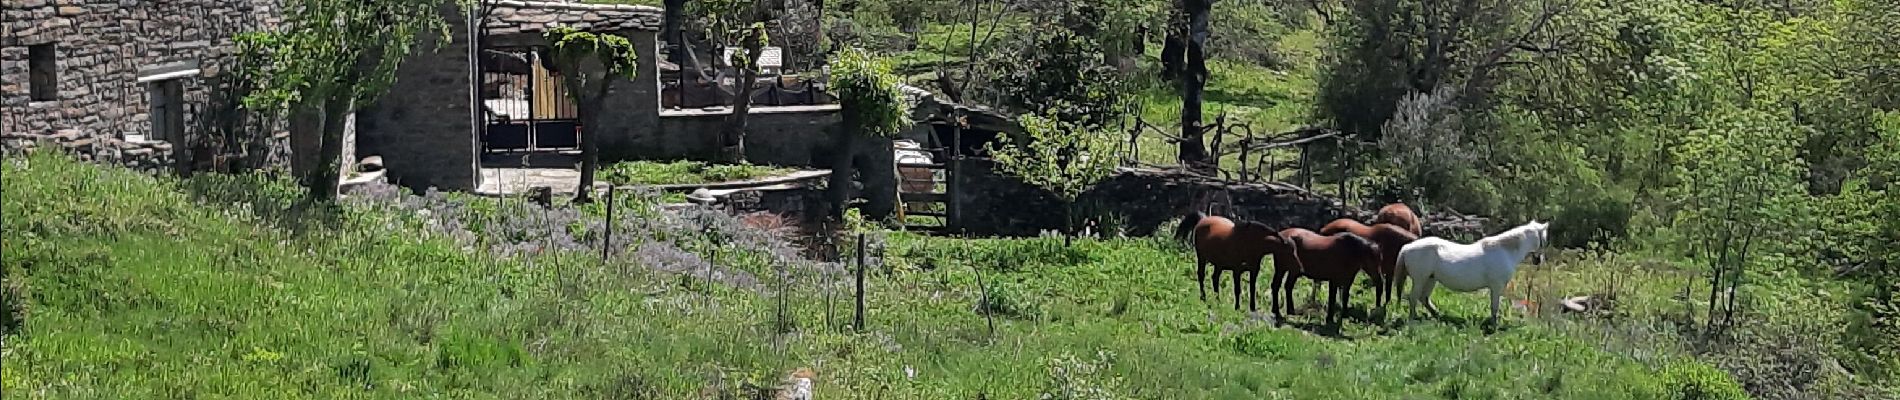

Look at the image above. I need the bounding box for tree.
[1160,0,1215,172]
[825,47,912,220]
[986,24,1125,130]
[988,113,1118,244]
[1317,0,1568,142]
[697,0,776,163]
[236,0,458,202]
[543,27,640,203]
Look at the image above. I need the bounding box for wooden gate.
[479,47,581,153]
[896,139,952,230]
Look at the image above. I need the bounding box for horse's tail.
[1393,241,1419,300]
[1175,211,1206,245]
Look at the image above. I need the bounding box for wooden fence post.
[601,188,615,261]
[854,232,867,332]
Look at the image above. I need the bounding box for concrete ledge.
[628,169,831,192]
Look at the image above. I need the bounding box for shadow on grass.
[178,173,349,236]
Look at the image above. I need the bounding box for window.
[147,79,184,143]
[28,44,56,101]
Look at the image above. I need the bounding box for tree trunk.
[574,86,609,203]
[828,124,859,218]
[858,135,897,220]
[1176,0,1213,173]
[1160,24,1184,81]
[664,0,700,78]
[309,95,352,202]
[720,36,766,163]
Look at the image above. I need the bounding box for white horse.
[1393,221,1549,325]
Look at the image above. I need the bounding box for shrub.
[1659,359,1749,400]
[1552,185,1635,248]
[978,281,1042,319]
[1041,351,1127,400]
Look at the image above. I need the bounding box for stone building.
[358,0,665,192]
[1,0,862,193]
[0,0,282,171]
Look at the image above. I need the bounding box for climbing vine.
[829,47,910,138]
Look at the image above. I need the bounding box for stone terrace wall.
[0,0,282,169]
[648,108,840,166]
[950,158,1354,237]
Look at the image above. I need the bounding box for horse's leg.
[1197,259,1209,303]
[1422,280,1444,317]
[1270,269,1287,318]
[1232,268,1244,311]
[1327,281,1342,325]
[1284,273,1302,316]
[1488,286,1502,327]
[1248,270,1259,312]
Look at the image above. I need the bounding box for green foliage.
[599,160,789,185]
[1665,107,1810,253]
[544,27,641,82]
[693,0,770,64]
[1659,359,1750,400]
[986,25,1127,129]
[988,114,1118,204]
[1040,351,1128,400]
[829,47,912,139]
[233,0,457,112]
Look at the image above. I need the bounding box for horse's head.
[1524,221,1551,264]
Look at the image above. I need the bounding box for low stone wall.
[949,158,1354,237]
[4,129,178,173]
[642,107,840,167]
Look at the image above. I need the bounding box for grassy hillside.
[2,153,1774,398]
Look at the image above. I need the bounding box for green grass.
[2,152,1765,398]
[600,160,793,186]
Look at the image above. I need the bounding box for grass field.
[2,153,1771,398]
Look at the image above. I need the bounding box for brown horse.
[1318,219,1419,309]
[1280,230,1383,324]
[1177,212,1294,311]
[1370,203,1423,236]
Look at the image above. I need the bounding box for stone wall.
[0,0,282,170]
[358,1,480,192]
[949,158,1354,237]
[647,107,841,167]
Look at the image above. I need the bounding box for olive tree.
[543,27,639,203]
[825,47,911,220]
[236,0,460,201]
[697,0,775,163]
[989,113,1119,244]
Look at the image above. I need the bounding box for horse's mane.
[1479,223,1542,253]
[1333,232,1378,252]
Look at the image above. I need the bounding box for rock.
[358,155,385,172]
[686,188,718,204]
[57,6,85,16]
[1560,296,1592,313]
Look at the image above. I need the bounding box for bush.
[1848,278,1900,382]
[978,281,1043,319]
[1659,359,1749,400]
[1551,186,1635,248]
[1041,351,1127,400]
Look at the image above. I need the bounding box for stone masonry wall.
[650,108,841,167]
[950,158,1354,237]
[1,0,281,170]
[357,1,479,192]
